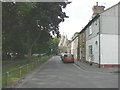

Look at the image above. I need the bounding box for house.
[85,2,120,67]
[58,34,69,53]
[69,2,104,62]
[70,2,104,62]
[70,32,79,60]
[68,2,119,68]
[79,29,86,61]
[66,40,71,53]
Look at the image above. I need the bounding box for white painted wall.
[100,34,118,64]
[100,4,118,34]
[71,41,74,55]
[86,35,99,63]
[118,35,120,64]
[70,37,78,60]
[99,4,119,65]
[74,48,77,60]
[85,3,119,65]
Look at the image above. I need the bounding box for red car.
[63,53,74,63]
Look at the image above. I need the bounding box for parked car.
[60,53,66,61]
[62,53,74,63]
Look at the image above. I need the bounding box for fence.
[2,56,50,88]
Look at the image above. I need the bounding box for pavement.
[74,60,119,74]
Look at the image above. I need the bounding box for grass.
[3,57,35,73]
[2,55,51,88]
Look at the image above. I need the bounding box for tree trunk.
[27,30,32,60]
[27,29,41,60]
[27,45,32,60]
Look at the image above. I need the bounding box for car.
[60,53,66,61]
[62,53,74,63]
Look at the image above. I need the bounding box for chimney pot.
[96,2,98,6]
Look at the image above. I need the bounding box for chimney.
[96,2,98,6]
[92,2,105,18]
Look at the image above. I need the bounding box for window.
[89,25,92,35]
[89,45,93,55]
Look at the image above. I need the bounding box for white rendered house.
[85,2,120,67]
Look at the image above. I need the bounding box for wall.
[100,4,119,34]
[119,3,120,35]
[100,34,118,64]
[71,41,74,55]
[79,33,82,60]
[86,18,99,41]
[119,35,120,65]
[81,31,86,61]
[99,3,119,66]
[70,37,78,60]
[86,17,100,63]
[73,37,78,60]
[86,35,99,63]
[118,3,120,65]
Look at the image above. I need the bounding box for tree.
[21,2,71,59]
[2,1,71,60]
[32,36,59,55]
[48,37,59,55]
[2,2,26,59]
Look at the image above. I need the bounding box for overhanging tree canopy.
[2,1,71,60]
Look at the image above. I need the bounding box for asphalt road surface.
[15,56,118,88]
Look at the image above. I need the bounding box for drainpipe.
[77,34,80,61]
[98,17,101,68]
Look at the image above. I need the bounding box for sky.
[59,0,120,40]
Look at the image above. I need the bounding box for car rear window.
[64,54,72,57]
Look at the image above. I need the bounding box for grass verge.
[2,55,52,88]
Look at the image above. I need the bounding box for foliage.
[32,36,59,55]
[2,2,71,60]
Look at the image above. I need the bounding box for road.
[15,56,118,88]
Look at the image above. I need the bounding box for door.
[89,45,93,62]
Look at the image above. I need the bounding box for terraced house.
[69,2,120,68]
[79,29,86,62]
[71,32,79,60]
[85,2,120,68]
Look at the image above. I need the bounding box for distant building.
[66,40,71,53]
[70,32,79,60]
[58,34,69,53]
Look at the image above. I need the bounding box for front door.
[89,45,93,62]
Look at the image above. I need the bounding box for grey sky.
[59,0,120,40]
